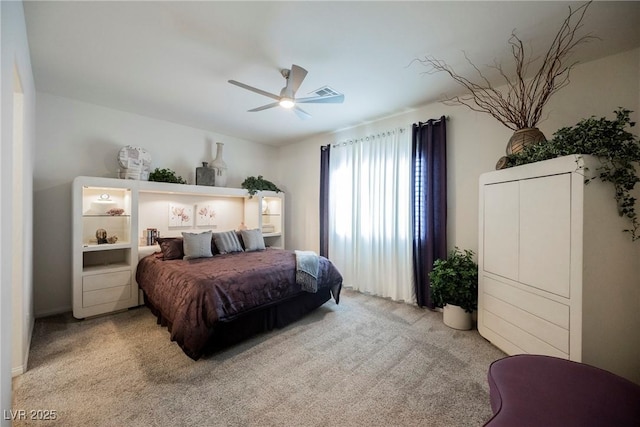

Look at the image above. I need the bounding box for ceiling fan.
[228,64,344,119]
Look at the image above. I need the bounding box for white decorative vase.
[442,304,473,330]
[211,142,228,187]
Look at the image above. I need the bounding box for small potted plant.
[148,168,187,184]
[241,175,282,197]
[429,247,478,330]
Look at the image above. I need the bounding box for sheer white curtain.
[328,128,414,303]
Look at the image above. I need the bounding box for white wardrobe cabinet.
[478,154,640,384]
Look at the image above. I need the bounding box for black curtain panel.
[412,117,447,308]
[319,144,331,258]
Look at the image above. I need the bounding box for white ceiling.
[23,1,640,146]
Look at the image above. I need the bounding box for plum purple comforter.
[136,248,342,359]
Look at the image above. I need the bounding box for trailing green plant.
[241,175,282,197]
[429,247,478,313]
[505,108,640,240]
[148,168,187,184]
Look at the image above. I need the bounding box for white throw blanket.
[295,250,319,293]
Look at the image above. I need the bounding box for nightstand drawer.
[83,285,132,308]
[83,270,130,292]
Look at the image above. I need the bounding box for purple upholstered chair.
[484,354,640,427]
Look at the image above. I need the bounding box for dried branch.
[415,2,597,131]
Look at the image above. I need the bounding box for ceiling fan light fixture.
[229,64,344,119]
[279,98,295,109]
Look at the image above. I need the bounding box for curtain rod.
[332,127,407,148]
[331,116,449,148]
[416,115,449,127]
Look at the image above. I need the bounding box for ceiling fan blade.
[287,64,308,96]
[295,94,345,104]
[228,80,280,101]
[293,106,312,120]
[248,102,279,112]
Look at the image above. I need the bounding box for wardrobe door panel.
[519,174,572,297]
[483,181,519,281]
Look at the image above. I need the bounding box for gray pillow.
[240,228,266,252]
[181,231,213,260]
[213,230,244,254]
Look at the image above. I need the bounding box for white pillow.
[182,230,213,260]
[240,228,266,252]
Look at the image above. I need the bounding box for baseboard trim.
[12,315,36,377]
[12,365,25,377]
[35,305,71,319]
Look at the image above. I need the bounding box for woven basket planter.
[506,128,546,155]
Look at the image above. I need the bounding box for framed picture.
[168,203,193,227]
[195,204,216,226]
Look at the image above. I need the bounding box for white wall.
[1,0,36,423]
[138,193,245,238]
[29,40,640,321]
[279,48,640,257]
[33,93,278,317]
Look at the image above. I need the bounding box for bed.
[136,240,343,360]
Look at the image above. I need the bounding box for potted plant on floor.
[430,247,478,330]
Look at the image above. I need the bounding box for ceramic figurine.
[96,228,108,244]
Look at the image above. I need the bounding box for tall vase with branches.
[415,2,596,163]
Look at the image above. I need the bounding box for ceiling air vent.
[309,86,341,97]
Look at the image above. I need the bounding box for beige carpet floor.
[12,289,505,426]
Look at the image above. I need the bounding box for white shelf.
[82,214,131,218]
[82,242,132,252]
[262,232,281,238]
[138,180,248,197]
[82,262,131,274]
[74,177,137,319]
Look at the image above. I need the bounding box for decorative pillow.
[236,230,246,250]
[156,237,184,260]
[181,231,213,260]
[240,228,266,252]
[213,230,244,254]
[211,238,220,256]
